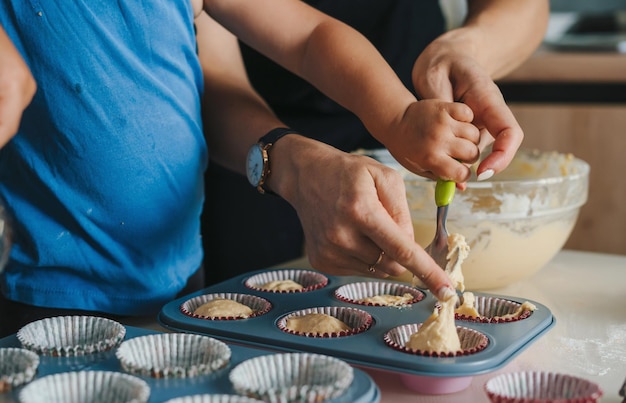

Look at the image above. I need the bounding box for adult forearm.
[457,0,550,79]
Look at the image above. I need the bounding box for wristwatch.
[246,128,299,194]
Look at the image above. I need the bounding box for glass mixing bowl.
[361,148,590,290]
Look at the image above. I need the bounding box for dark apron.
[203,0,445,284]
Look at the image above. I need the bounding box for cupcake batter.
[456,291,537,319]
[358,293,414,306]
[260,279,304,291]
[406,292,460,353]
[285,313,350,334]
[412,233,469,292]
[194,298,253,318]
[407,233,469,353]
[407,232,536,353]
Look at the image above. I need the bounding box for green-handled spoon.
[425,179,456,270]
[424,179,465,302]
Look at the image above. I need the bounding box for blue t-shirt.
[0,2,206,315]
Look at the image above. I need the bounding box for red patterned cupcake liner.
[244,269,328,293]
[277,306,373,338]
[384,323,489,357]
[453,295,535,323]
[484,371,603,403]
[180,293,272,320]
[334,281,425,307]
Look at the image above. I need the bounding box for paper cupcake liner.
[17,315,126,356]
[277,306,373,338]
[19,370,150,403]
[116,333,231,378]
[484,371,603,403]
[244,269,328,293]
[164,394,264,403]
[229,353,353,402]
[180,293,271,320]
[384,323,489,357]
[334,281,425,307]
[454,296,533,323]
[0,348,40,392]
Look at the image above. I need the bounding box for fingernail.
[437,286,457,302]
[477,169,494,181]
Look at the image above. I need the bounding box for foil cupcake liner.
[0,347,40,392]
[116,333,231,378]
[164,394,264,403]
[244,269,328,293]
[17,315,126,356]
[454,295,534,323]
[180,293,271,320]
[229,353,353,402]
[484,371,603,403]
[384,323,489,357]
[19,370,150,403]
[277,306,373,338]
[334,281,425,306]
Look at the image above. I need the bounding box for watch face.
[246,144,264,186]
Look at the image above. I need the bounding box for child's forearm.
[203,0,417,146]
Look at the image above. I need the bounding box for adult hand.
[269,135,457,301]
[0,26,36,148]
[411,33,524,182]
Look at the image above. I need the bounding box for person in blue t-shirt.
[0,0,533,336]
[202,1,551,284]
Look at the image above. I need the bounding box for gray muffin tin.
[0,326,379,403]
[159,270,556,378]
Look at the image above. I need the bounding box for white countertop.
[357,250,626,403]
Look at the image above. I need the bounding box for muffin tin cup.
[18,370,150,403]
[16,315,126,356]
[455,295,534,323]
[229,352,354,402]
[244,269,328,293]
[384,323,489,357]
[484,371,603,403]
[277,306,373,338]
[0,347,40,392]
[334,281,425,307]
[116,333,232,378]
[180,293,272,320]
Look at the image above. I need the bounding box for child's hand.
[384,99,481,185]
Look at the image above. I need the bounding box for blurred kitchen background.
[441,0,626,256]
